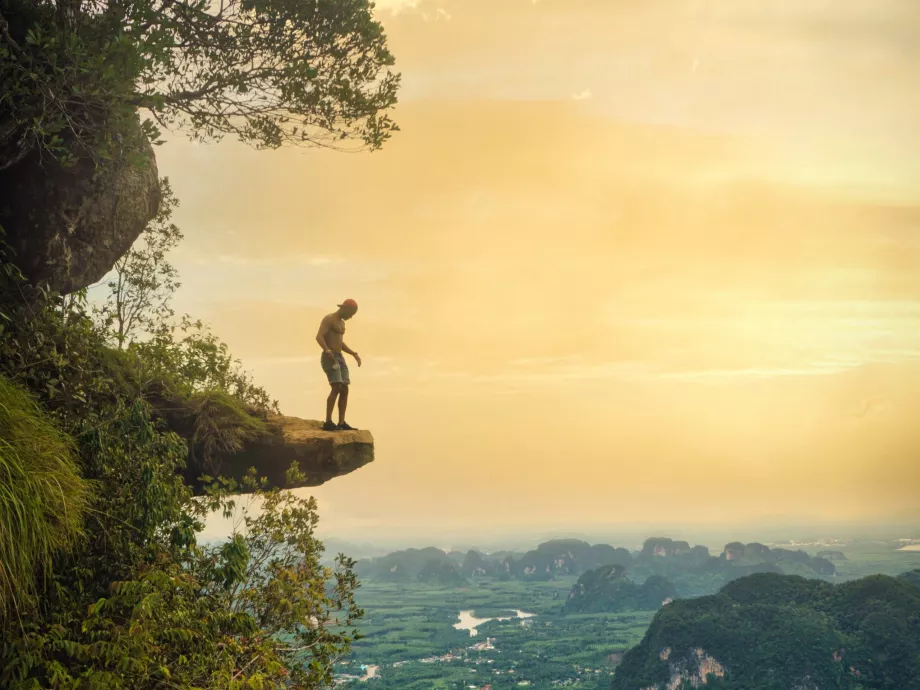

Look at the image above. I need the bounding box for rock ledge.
[187,415,374,494]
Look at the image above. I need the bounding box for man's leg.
[325,384,341,424]
[337,384,349,425]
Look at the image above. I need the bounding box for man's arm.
[342,342,362,367]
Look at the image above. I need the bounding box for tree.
[99,177,182,348]
[0,0,400,165]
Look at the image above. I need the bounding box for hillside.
[565,565,677,613]
[355,547,460,581]
[611,572,920,690]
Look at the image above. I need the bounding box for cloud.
[372,0,422,14]
[423,7,452,21]
[571,88,593,100]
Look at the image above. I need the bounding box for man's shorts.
[321,351,350,385]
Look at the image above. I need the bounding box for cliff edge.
[185,414,374,494]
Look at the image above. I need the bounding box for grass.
[0,375,92,618]
[187,389,268,470]
[104,348,271,471]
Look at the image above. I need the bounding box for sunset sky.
[153,0,920,545]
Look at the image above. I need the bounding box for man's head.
[337,298,358,319]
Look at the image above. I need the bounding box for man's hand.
[324,350,340,369]
[353,353,362,367]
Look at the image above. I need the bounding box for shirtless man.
[316,299,362,431]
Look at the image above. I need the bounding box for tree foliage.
[0,0,400,166]
[97,177,182,348]
[122,314,279,412]
[0,238,361,687]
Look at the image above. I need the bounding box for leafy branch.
[1,0,400,166]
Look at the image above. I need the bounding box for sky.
[152,0,920,545]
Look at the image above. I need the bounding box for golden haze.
[151,0,920,541]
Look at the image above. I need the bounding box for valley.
[334,536,920,688]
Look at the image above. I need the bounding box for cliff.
[185,414,374,494]
[0,115,160,295]
[611,572,920,690]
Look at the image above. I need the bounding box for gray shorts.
[321,352,350,385]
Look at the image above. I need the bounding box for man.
[316,299,362,431]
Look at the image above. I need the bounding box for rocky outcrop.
[638,648,726,690]
[722,541,746,561]
[641,538,693,559]
[185,415,374,494]
[0,115,160,295]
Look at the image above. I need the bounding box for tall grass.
[188,389,268,471]
[0,376,92,618]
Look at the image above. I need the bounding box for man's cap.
[338,299,358,310]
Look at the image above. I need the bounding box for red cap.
[338,299,358,310]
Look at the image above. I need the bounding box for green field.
[340,578,656,689]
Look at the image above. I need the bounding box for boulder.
[0,115,160,295]
[186,415,374,494]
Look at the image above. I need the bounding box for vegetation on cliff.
[0,0,399,685]
[0,374,91,618]
[0,223,366,687]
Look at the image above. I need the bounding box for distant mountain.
[641,538,696,559]
[362,539,635,583]
[354,537,837,596]
[611,572,920,690]
[818,549,848,561]
[445,550,467,566]
[622,539,836,598]
[720,541,835,577]
[417,560,467,586]
[321,539,392,561]
[460,549,497,577]
[355,547,456,581]
[494,539,635,581]
[565,565,677,613]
